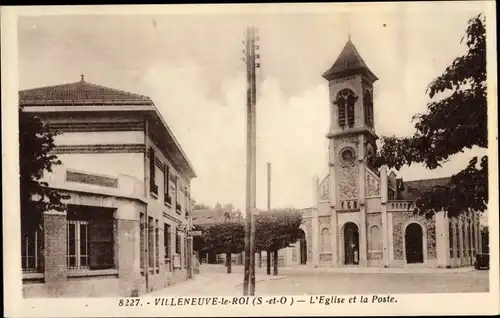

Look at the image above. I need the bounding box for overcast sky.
[17,3,489,212]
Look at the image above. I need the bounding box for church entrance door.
[405,223,424,264]
[344,222,359,265]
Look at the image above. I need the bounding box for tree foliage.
[193,209,303,275]
[192,222,245,254]
[19,108,68,232]
[255,209,303,252]
[375,14,487,218]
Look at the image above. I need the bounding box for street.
[149,264,489,296]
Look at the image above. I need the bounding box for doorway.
[343,222,359,265]
[299,230,307,265]
[405,223,424,264]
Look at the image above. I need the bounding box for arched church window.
[334,89,357,128]
[369,225,381,251]
[321,228,330,252]
[364,90,374,128]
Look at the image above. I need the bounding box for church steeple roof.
[322,40,378,82]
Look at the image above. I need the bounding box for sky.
[17,3,489,213]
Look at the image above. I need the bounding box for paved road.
[252,270,489,295]
[151,264,489,296]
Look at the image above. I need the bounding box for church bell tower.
[323,39,378,267]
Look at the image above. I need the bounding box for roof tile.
[323,40,377,81]
[19,79,153,106]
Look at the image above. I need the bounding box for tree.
[19,108,68,233]
[375,14,487,218]
[255,209,303,275]
[193,221,245,273]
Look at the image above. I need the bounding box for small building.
[283,40,482,268]
[20,77,196,297]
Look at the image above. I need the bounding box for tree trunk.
[226,253,232,274]
[266,250,271,275]
[273,250,279,276]
[258,251,262,268]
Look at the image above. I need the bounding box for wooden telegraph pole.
[243,26,259,296]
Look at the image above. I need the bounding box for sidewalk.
[146,271,286,297]
[200,263,476,274]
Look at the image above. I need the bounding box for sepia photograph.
[2,2,498,317]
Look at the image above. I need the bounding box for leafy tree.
[255,209,303,275]
[19,108,68,233]
[375,14,487,218]
[192,221,245,273]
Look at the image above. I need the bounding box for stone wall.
[391,211,436,261]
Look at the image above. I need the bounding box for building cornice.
[49,144,145,154]
[326,127,378,140]
[48,121,144,133]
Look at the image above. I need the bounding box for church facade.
[284,40,482,268]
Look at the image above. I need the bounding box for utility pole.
[242,26,259,296]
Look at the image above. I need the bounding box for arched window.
[321,228,330,252]
[369,225,381,251]
[335,89,357,128]
[363,90,374,128]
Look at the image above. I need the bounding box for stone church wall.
[391,211,437,262]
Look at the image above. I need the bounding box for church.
[283,39,482,269]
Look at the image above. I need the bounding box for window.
[148,217,155,268]
[175,228,181,254]
[149,147,158,195]
[140,213,145,269]
[155,220,160,271]
[364,90,374,128]
[67,220,89,270]
[175,177,181,213]
[340,147,355,165]
[369,225,381,251]
[21,228,43,273]
[321,228,330,252]
[334,89,357,128]
[164,224,171,259]
[67,206,114,271]
[164,166,172,205]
